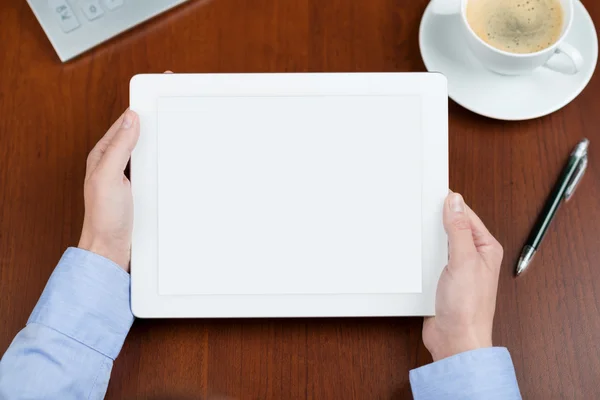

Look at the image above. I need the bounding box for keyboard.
[27,0,189,62]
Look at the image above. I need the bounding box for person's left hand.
[78,109,140,271]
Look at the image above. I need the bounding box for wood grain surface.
[1,0,600,398]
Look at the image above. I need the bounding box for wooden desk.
[1,1,599,398]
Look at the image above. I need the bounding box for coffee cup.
[458,0,584,75]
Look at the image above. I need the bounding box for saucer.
[419,0,598,121]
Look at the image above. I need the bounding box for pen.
[516,139,590,276]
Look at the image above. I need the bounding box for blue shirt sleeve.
[0,247,134,400]
[410,347,522,400]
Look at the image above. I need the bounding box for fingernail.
[122,110,134,129]
[450,194,465,213]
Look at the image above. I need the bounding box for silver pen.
[516,139,589,276]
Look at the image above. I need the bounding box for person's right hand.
[422,192,504,361]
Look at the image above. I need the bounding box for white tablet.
[130,73,448,318]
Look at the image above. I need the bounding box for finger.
[449,189,497,249]
[443,193,477,264]
[465,204,503,267]
[98,109,140,175]
[86,112,128,175]
[464,204,493,247]
[165,70,173,73]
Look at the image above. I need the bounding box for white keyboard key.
[81,0,105,21]
[48,0,80,33]
[102,0,124,10]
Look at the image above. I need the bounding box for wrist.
[423,318,492,361]
[425,330,492,362]
[78,235,130,272]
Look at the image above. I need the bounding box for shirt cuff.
[27,247,134,360]
[410,347,522,400]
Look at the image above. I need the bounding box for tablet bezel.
[130,73,448,318]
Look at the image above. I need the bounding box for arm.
[0,249,133,399]
[0,110,140,399]
[410,347,520,400]
[410,193,521,400]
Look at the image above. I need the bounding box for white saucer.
[419,0,598,121]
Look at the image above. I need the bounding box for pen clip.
[565,155,588,201]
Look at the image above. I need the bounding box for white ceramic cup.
[460,0,584,75]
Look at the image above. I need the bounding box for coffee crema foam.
[466,0,564,54]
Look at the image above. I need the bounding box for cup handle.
[544,42,584,75]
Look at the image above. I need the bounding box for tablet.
[130,73,448,318]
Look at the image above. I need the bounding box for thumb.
[443,193,477,263]
[98,109,140,175]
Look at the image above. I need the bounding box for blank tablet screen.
[157,95,422,295]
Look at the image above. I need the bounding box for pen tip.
[515,262,526,276]
[516,246,536,277]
